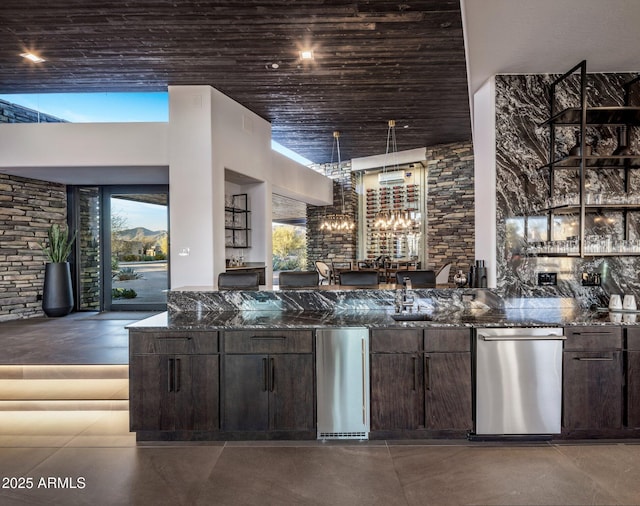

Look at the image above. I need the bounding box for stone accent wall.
[78,188,100,310]
[0,99,65,124]
[426,141,475,283]
[0,174,67,321]
[495,72,640,303]
[306,143,475,283]
[0,100,69,320]
[306,161,357,269]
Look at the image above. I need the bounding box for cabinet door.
[627,329,640,428]
[223,354,269,431]
[370,353,423,430]
[424,352,472,430]
[269,354,314,431]
[174,355,219,431]
[370,329,422,353]
[563,351,623,430]
[129,354,175,431]
[628,351,640,428]
[564,327,622,351]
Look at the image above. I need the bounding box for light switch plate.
[537,272,557,286]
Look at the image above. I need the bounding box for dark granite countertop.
[127,306,632,331]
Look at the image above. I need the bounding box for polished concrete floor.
[0,313,639,505]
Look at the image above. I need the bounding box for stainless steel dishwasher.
[316,328,369,440]
[475,327,565,437]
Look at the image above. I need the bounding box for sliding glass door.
[71,185,169,312]
[105,187,169,311]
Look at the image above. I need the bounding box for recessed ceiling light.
[20,52,46,63]
[300,50,314,61]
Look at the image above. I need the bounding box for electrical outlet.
[537,272,557,286]
[581,272,601,286]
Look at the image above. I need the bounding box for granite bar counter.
[127,286,632,330]
[129,305,624,330]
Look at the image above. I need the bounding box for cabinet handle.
[412,356,417,391]
[167,358,174,392]
[175,358,181,392]
[158,337,192,341]
[574,357,614,361]
[270,357,275,392]
[362,339,367,425]
[424,355,431,391]
[262,357,268,391]
[571,332,614,336]
[250,335,286,340]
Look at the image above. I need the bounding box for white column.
[473,77,497,287]
[168,86,217,288]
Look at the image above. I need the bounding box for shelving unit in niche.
[527,60,640,258]
[224,193,250,248]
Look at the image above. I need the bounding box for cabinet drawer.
[424,328,471,352]
[563,326,622,351]
[627,327,640,350]
[224,330,312,353]
[129,331,219,355]
[370,329,422,353]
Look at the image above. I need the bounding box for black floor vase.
[42,262,74,317]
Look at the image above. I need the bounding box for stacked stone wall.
[0,99,66,124]
[0,100,69,320]
[426,141,475,282]
[306,162,357,270]
[0,174,67,321]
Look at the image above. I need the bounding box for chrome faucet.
[401,277,414,312]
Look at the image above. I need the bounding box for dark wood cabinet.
[129,331,220,432]
[562,326,623,431]
[370,327,472,433]
[424,328,472,431]
[370,352,423,430]
[626,328,640,428]
[424,351,472,430]
[223,330,314,433]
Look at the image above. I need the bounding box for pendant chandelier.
[320,131,355,232]
[374,120,414,231]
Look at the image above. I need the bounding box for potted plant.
[40,224,76,317]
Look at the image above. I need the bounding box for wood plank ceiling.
[0,0,470,164]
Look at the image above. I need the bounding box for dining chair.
[218,271,260,290]
[384,260,408,283]
[395,270,436,288]
[435,263,452,286]
[315,261,332,285]
[278,271,319,288]
[339,270,379,287]
[331,260,352,284]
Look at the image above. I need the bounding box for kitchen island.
[128,287,640,442]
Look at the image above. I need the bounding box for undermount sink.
[390,312,432,321]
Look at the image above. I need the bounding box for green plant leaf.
[40,224,76,263]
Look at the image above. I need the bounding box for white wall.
[0,86,333,290]
[209,89,273,285]
[271,151,333,206]
[351,147,426,172]
[0,122,168,168]
[167,86,216,287]
[472,77,497,287]
[169,86,332,288]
